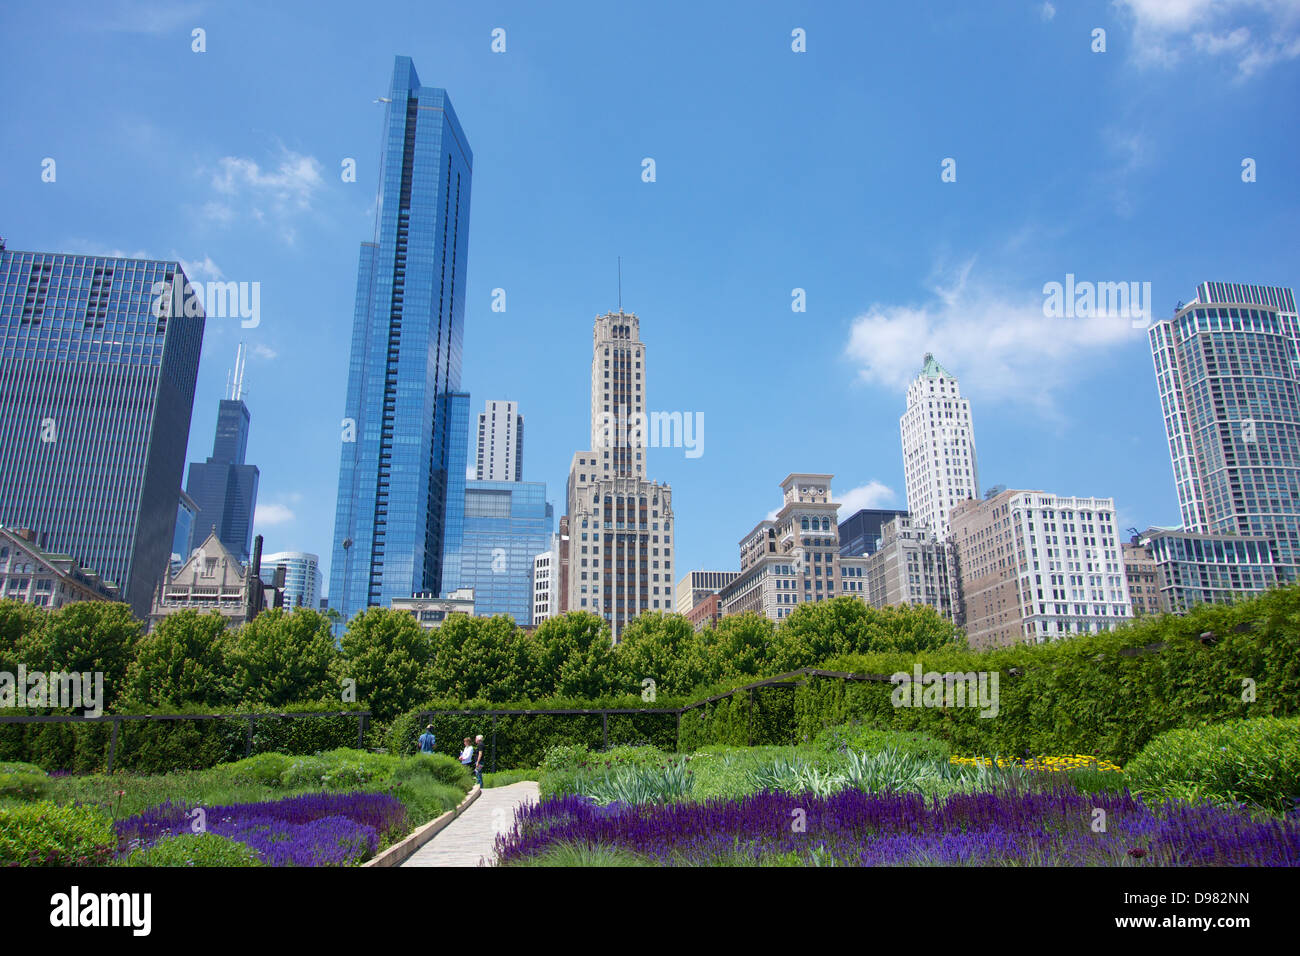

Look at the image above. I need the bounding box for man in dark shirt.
[472,734,486,787]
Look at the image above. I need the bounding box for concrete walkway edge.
[364,785,482,868]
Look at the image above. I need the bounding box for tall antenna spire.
[617,256,622,313]
[229,342,247,401]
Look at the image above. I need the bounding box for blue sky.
[3,0,1299,596]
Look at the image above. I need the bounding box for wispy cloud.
[835,482,899,516]
[1113,0,1300,77]
[1040,2,1057,22]
[178,255,224,281]
[255,503,295,526]
[843,259,1143,417]
[202,148,325,243]
[250,343,278,360]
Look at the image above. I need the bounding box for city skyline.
[3,2,1299,601]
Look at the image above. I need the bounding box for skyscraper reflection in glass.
[458,480,553,624]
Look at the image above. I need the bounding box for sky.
[2,0,1299,598]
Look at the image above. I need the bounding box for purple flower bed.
[495,787,1300,867]
[116,791,409,866]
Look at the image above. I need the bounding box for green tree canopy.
[530,612,620,698]
[704,612,778,681]
[226,607,340,706]
[37,601,142,709]
[337,607,433,720]
[121,611,231,709]
[616,611,717,697]
[429,614,535,701]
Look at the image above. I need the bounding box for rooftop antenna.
[229,342,247,401]
[617,256,622,313]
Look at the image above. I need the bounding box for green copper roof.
[920,352,953,379]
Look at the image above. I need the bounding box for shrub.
[277,748,396,790]
[393,778,467,826]
[390,753,473,791]
[220,752,293,788]
[0,801,115,866]
[812,723,951,760]
[0,771,51,801]
[484,769,540,788]
[0,761,46,775]
[126,832,266,867]
[1125,715,1300,815]
[540,744,590,775]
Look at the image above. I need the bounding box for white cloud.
[250,343,277,360]
[178,255,224,281]
[255,503,295,526]
[1114,0,1300,76]
[842,260,1144,416]
[203,148,324,243]
[1040,2,1057,21]
[835,482,899,517]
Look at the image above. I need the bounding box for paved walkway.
[402,781,539,868]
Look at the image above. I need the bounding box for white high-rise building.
[475,399,523,482]
[901,353,980,540]
[564,310,674,642]
[532,533,561,626]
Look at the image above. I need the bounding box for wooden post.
[106,718,120,773]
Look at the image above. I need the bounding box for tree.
[0,599,47,674]
[428,614,535,702]
[704,612,777,681]
[37,601,142,710]
[121,611,232,709]
[226,608,340,706]
[337,607,433,720]
[529,612,620,699]
[616,612,716,697]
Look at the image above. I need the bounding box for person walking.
[418,725,436,755]
[472,734,486,788]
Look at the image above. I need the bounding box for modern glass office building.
[184,396,259,564]
[838,508,910,557]
[456,480,553,624]
[329,57,473,625]
[0,247,205,618]
[438,391,471,594]
[1149,282,1300,582]
[259,551,323,612]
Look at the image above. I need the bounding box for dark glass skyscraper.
[0,248,205,617]
[329,57,473,623]
[439,390,471,594]
[184,392,260,565]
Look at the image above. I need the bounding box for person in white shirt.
[458,737,474,767]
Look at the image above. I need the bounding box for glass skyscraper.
[439,391,471,594]
[329,57,473,624]
[184,396,259,564]
[457,480,554,623]
[1150,282,1300,581]
[0,247,205,618]
[259,551,323,611]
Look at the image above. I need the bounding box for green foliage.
[121,611,232,708]
[702,612,777,680]
[539,744,592,774]
[506,841,650,867]
[429,614,536,701]
[0,771,51,801]
[225,608,340,706]
[774,598,964,671]
[483,769,539,787]
[1124,715,1300,815]
[530,612,621,698]
[389,753,473,791]
[126,832,265,867]
[812,723,951,760]
[277,748,396,790]
[0,801,116,866]
[575,759,694,805]
[0,761,45,775]
[337,607,433,720]
[392,778,466,826]
[617,612,718,697]
[32,602,142,711]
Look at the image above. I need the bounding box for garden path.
[401,780,539,868]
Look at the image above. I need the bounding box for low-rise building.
[1140,526,1278,612]
[149,530,277,629]
[1122,537,1166,617]
[0,525,121,608]
[392,588,476,629]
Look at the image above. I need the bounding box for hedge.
[0,702,378,774]
[388,696,684,769]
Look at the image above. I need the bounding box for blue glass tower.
[457,480,554,623]
[329,57,473,624]
[183,397,260,564]
[439,391,471,593]
[0,248,205,618]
